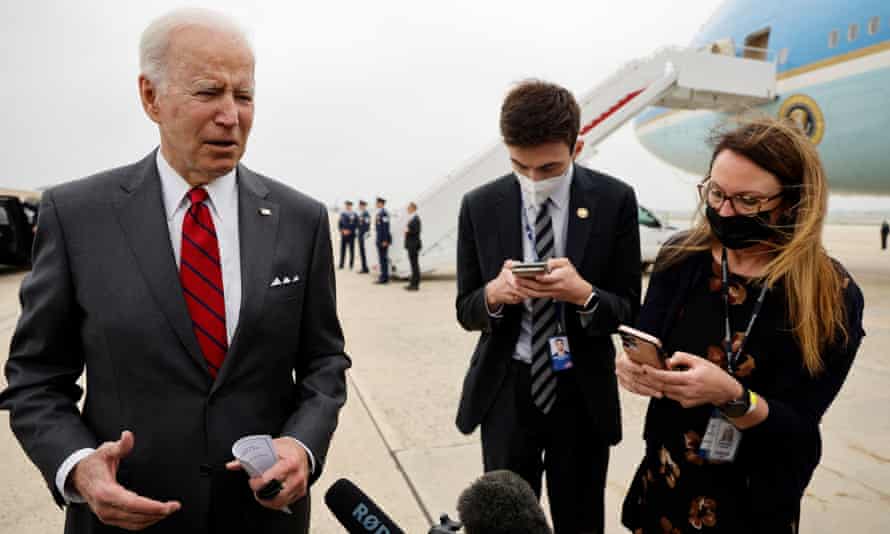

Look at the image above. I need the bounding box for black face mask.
[705,206,778,250]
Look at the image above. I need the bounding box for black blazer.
[0,152,351,533]
[636,241,865,523]
[405,215,422,251]
[455,165,641,445]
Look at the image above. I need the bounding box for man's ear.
[573,139,585,160]
[139,75,161,124]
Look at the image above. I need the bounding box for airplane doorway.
[744,28,771,60]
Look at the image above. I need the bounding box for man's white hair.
[139,8,254,90]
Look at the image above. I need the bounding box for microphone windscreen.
[457,470,552,534]
[324,478,405,534]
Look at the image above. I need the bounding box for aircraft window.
[868,16,879,35]
[709,39,735,56]
[778,48,789,64]
[848,23,859,41]
[828,30,839,48]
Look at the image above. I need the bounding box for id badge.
[548,335,574,372]
[699,409,742,463]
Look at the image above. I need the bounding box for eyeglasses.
[697,179,783,216]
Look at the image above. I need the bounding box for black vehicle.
[0,195,37,267]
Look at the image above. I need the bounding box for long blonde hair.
[659,116,847,375]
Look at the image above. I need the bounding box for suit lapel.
[496,177,523,262]
[113,152,208,378]
[211,165,279,393]
[566,166,600,268]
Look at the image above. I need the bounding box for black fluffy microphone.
[457,470,552,534]
[325,478,406,534]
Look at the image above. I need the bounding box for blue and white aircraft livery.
[635,0,890,195]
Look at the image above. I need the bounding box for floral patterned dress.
[622,259,799,534]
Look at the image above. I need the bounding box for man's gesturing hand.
[71,431,181,531]
[226,438,310,511]
[485,260,528,308]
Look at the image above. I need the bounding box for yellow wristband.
[745,390,758,416]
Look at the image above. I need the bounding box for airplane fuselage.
[634,0,890,195]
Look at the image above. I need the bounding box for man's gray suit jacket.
[0,151,351,533]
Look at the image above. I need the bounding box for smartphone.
[618,325,666,369]
[511,261,549,278]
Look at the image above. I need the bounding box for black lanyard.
[721,248,768,374]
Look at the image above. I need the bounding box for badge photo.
[548,335,574,372]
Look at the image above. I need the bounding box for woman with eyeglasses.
[617,117,865,533]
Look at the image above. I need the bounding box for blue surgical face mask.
[515,163,573,207]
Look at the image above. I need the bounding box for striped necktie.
[530,201,557,414]
[180,188,227,378]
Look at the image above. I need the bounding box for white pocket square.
[270,275,300,288]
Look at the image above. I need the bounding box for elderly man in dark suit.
[0,8,349,533]
[455,80,641,533]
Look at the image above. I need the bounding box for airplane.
[385,0,889,278]
[635,0,890,196]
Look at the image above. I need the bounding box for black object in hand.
[256,479,283,500]
[429,514,462,533]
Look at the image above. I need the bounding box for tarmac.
[0,223,888,533]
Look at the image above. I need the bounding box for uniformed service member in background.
[357,200,371,273]
[338,200,358,270]
[374,197,392,284]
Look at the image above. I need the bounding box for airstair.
[387,47,777,277]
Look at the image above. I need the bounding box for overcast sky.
[2,1,886,214]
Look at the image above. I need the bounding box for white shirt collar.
[549,163,573,210]
[156,149,238,221]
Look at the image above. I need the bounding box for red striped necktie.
[180,187,227,378]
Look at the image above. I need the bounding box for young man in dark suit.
[0,9,349,533]
[455,80,641,533]
[404,201,422,291]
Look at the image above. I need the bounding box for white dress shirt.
[157,151,241,344]
[513,166,572,363]
[56,151,312,503]
[485,164,599,363]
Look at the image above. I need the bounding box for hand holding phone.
[486,260,527,307]
[618,325,666,369]
[510,261,549,278]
